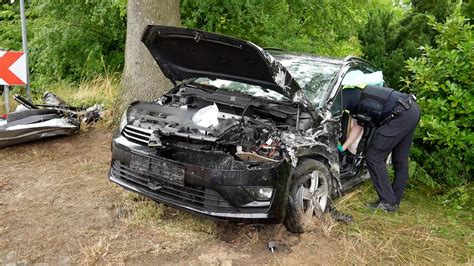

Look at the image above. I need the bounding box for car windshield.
[276,55,341,108]
[192,78,288,101]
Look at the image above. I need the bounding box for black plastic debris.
[329,207,353,223]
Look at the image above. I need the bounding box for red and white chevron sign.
[0,51,27,86]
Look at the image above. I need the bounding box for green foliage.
[0,1,28,51]
[357,0,472,89]
[411,0,455,21]
[0,0,126,89]
[404,8,473,186]
[440,185,471,210]
[358,9,438,88]
[181,0,382,57]
[407,159,436,188]
[30,0,126,86]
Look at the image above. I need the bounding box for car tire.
[7,109,58,123]
[283,159,332,234]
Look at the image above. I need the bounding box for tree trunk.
[116,0,180,115]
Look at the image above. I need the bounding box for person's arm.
[341,122,363,151]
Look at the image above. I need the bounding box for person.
[340,84,420,212]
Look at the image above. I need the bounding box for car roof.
[267,49,376,69]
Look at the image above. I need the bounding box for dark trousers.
[365,102,420,205]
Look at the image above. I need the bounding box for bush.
[403,8,473,186]
[180,0,365,57]
[0,0,127,89]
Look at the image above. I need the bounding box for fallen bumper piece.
[0,116,79,148]
[0,92,102,148]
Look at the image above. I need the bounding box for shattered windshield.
[192,78,288,101]
[276,55,341,108]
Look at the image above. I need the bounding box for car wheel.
[283,159,332,234]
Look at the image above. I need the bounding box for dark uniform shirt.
[342,87,407,121]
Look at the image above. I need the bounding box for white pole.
[4,85,9,113]
[19,0,31,101]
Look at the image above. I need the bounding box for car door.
[330,62,381,188]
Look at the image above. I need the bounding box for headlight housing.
[244,187,274,201]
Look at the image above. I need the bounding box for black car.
[109,25,381,233]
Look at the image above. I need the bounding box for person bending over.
[341,85,420,212]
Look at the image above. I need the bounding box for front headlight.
[119,110,127,132]
[244,187,274,201]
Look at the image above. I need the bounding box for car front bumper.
[109,135,292,223]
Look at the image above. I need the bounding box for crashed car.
[0,94,80,148]
[110,25,381,233]
[0,93,102,148]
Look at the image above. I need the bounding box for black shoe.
[367,200,399,212]
[367,198,382,209]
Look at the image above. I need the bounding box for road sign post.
[4,85,9,113]
[20,0,31,101]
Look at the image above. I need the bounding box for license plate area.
[130,152,185,186]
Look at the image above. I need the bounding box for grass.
[115,192,217,251]
[110,183,472,264]
[329,182,473,264]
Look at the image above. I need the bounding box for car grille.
[122,125,152,145]
[111,160,238,212]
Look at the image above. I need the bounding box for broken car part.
[109,25,379,234]
[268,241,278,253]
[0,92,102,148]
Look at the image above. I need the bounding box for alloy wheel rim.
[296,170,329,218]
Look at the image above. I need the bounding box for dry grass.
[324,183,473,264]
[112,192,217,255]
[47,75,120,129]
[92,183,471,264]
[46,75,118,109]
[79,237,112,265]
[74,191,217,264]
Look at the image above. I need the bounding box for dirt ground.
[0,129,348,265]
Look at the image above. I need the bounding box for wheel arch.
[296,151,343,198]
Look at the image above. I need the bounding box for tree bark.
[116,0,180,115]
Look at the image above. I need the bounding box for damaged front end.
[110,84,321,222]
[109,25,347,225]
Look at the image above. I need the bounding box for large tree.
[117,0,180,113]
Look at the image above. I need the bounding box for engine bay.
[124,85,314,164]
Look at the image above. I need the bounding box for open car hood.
[142,25,310,106]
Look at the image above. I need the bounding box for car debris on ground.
[328,207,353,223]
[0,92,103,148]
[267,241,278,253]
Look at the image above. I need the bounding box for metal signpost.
[20,0,31,101]
[0,0,30,113]
[4,85,9,113]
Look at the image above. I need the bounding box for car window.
[276,55,340,108]
[332,66,379,117]
[192,78,288,101]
